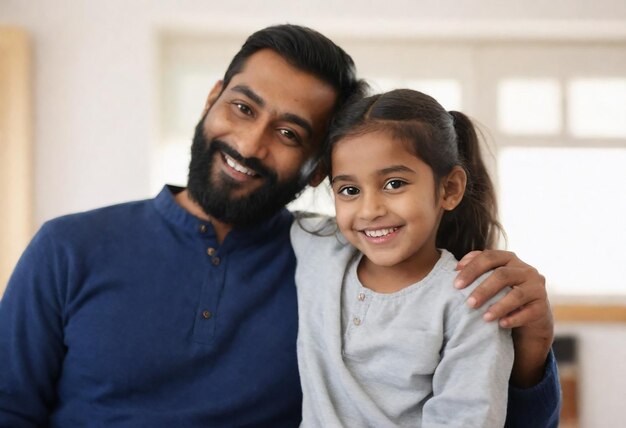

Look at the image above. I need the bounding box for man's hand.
[454,250,554,388]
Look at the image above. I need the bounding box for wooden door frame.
[0,27,32,295]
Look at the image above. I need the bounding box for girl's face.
[331,131,447,273]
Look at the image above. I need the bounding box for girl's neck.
[357,247,441,294]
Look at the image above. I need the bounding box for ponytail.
[436,111,503,259]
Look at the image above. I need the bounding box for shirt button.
[353,317,361,326]
[198,224,208,234]
[211,257,220,266]
[207,247,216,256]
[201,310,212,319]
[357,292,365,301]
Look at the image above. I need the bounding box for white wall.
[2,1,626,426]
[3,0,626,224]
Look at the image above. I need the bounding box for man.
[0,25,558,426]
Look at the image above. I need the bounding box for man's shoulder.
[42,197,155,241]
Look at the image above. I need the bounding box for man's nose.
[233,122,270,160]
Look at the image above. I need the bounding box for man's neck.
[174,189,233,243]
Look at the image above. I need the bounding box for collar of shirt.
[153,185,293,251]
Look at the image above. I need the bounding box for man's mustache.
[210,139,276,182]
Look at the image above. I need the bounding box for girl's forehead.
[331,131,429,175]
[334,130,417,158]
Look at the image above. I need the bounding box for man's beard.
[186,118,306,227]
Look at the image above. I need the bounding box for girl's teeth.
[364,228,397,238]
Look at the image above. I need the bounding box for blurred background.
[1,1,625,426]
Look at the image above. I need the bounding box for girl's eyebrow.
[331,165,415,185]
[330,174,354,185]
[378,165,416,176]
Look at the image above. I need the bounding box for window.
[159,35,626,299]
[497,78,561,136]
[567,78,626,138]
[498,147,626,296]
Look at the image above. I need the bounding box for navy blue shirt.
[0,186,301,426]
[0,186,560,427]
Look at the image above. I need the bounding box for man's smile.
[222,152,260,179]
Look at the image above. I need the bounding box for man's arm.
[453,250,560,427]
[506,350,561,428]
[0,224,65,426]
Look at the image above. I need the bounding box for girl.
[291,89,513,427]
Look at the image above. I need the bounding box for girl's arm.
[453,249,561,427]
[423,284,514,427]
[453,249,554,386]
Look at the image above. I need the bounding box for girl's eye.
[338,186,360,196]
[234,102,253,116]
[384,179,406,190]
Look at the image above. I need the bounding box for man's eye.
[384,179,406,190]
[278,128,302,146]
[234,102,253,116]
[338,186,360,196]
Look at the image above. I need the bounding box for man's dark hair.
[223,24,365,113]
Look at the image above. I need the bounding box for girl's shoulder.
[291,211,337,234]
[290,212,353,258]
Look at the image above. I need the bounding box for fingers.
[475,267,548,327]
[454,249,518,289]
[465,265,537,309]
[455,250,482,270]
[497,301,548,329]
[455,249,552,335]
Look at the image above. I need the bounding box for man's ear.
[202,80,224,116]
[441,166,467,211]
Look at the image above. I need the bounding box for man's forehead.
[228,50,335,103]
[224,50,337,124]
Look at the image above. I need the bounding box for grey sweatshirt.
[291,216,513,428]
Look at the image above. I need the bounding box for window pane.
[497,78,561,135]
[498,147,626,296]
[163,71,218,138]
[568,78,626,138]
[405,79,462,111]
[369,78,462,110]
[151,139,190,194]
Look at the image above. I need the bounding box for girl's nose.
[358,192,387,221]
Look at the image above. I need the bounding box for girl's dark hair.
[326,89,503,260]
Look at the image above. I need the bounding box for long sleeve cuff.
[505,349,561,428]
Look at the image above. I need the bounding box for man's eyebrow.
[231,84,313,139]
[231,85,313,139]
[282,113,313,139]
[231,85,265,107]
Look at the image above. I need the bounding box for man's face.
[187,49,337,226]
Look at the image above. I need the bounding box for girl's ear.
[441,166,467,211]
[202,80,224,116]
